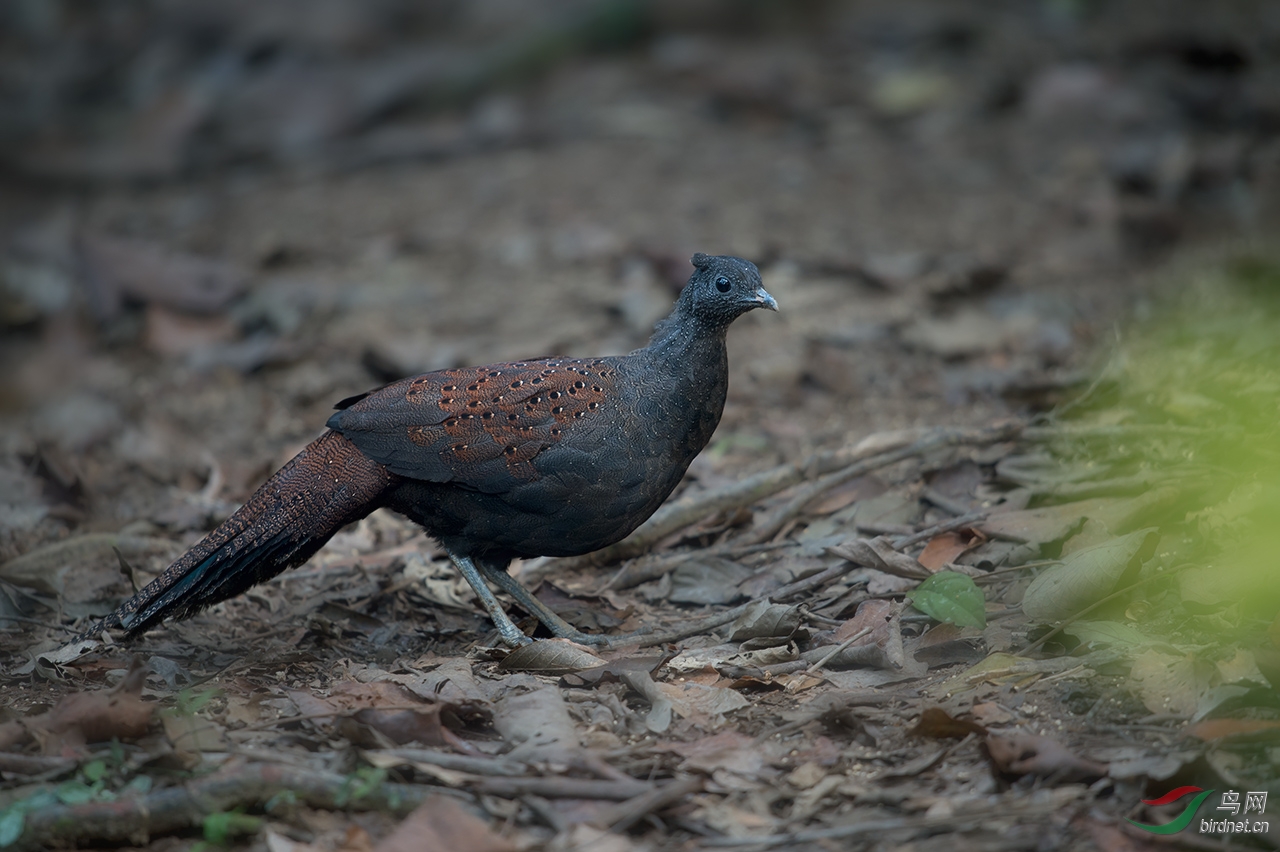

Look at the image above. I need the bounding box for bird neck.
[637,306,731,429]
[643,302,728,362]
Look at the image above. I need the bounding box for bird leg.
[446,550,533,647]
[475,559,655,648]
[474,559,606,644]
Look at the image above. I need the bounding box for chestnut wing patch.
[327,358,617,491]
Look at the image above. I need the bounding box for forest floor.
[1,2,1279,850]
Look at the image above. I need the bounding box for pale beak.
[754,287,779,311]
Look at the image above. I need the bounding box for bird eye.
[715,276,731,293]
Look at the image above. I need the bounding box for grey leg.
[475,560,654,647]
[445,549,532,647]
[475,560,594,641]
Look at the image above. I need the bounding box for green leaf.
[1061,620,1151,648]
[264,789,298,814]
[0,809,23,848]
[908,571,987,628]
[124,775,153,795]
[336,767,386,807]
[1021,529,1157,621]
[172,687,221,717]
[55,782,98,806]
[81,759,107,782]
[202,811,262,845]
[16,792,56,812]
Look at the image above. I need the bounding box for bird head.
[684,253,779,325]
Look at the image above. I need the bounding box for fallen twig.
[746,423,1023,545]
[364,747,529,777]
[804,627,872,674]
[919,486,972,516]
[0,753,77,776]
[470,775,650,800]
[633,561,857,648]
[8,762,431,852]
[891,509,990,551]
[601,539,798,592]
[598,775,704,832]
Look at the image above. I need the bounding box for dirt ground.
[1,2,1279,850]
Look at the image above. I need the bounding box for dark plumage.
[80,254,777,647]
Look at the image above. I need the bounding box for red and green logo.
[1128,786,1215,834]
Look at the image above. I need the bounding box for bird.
[78,253,777,647]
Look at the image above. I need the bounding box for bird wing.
[326,357,619,493]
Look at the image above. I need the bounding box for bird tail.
[82,430,394,640]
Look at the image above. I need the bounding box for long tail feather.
[81,430,393,639]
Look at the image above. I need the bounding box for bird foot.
[548,626,654,648]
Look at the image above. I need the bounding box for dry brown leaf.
[917,531,976,571]
[498,638,603,674]
[826,536,929,579]
[727,601,802,641]
[391,658,492,706]
[550,825,645,852]
[339,825,376,852]
[560,654,667,687]
[912,622,986,668]
[375,795,516,852]
[800,599,909,671]
[656,681,750,720]
[336,682,454,746]
[1,658,154,753]
[491,682,582,764]
[287,681,459,747]
[161,711,225,754]
[835,599,893,643]
[970,702,1014,726]
[909,707,987,739]
[984,731,1108,781]
[774,671,826,693]
[660,730,763,777]
[620,669,674,733]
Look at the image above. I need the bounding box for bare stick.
[891,509,990,550]
[804,626,872,674]
[746,423,1022,546]
[470,775,651,800]
[11,762,431,852]
[633,561,857,648]
[599,775,704,832]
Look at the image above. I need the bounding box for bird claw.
[550,626,654,648]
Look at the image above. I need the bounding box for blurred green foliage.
[1053,252,1280,616]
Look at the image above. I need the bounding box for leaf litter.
[2,4,1280,850]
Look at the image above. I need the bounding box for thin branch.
[11,762,430,852]
[746,423,1023,546]
[891,509,990,551]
